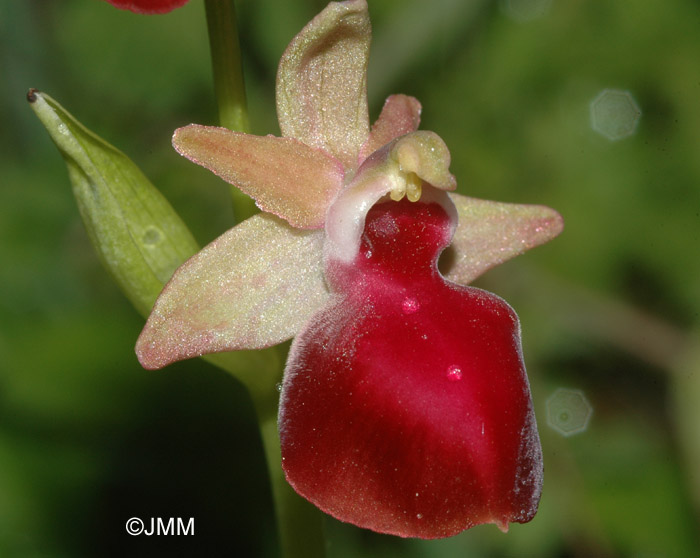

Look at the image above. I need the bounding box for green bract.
[27,90,199,317]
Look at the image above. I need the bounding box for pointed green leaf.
[27,89,199,317]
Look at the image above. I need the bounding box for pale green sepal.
[173,125,344,229]
[276,0,370,172]
[136,213,329,370]
[27,90,199,317]
[445,193,564,285]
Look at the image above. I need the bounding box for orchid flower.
[104,0,189,15]
[136,0,562,538]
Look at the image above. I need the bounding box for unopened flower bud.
[27,89,198,317]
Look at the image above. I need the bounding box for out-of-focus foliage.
[1,0,698,556]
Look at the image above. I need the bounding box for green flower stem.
[204,0,257,224]
[252,384,328,558]
[204,5,326,553]
[204,0,250,133]
[208,346,326,558]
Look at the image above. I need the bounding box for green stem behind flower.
[204,0,249,133]
[204,0,257,224]
[204,3,326,555]
[209,348,327,558]
[252,383,328,558]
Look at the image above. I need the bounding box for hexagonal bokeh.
[501,0,552,22]
[590,89,642,140]
[546,388,592,437]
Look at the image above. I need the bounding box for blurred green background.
[2,0,699,556]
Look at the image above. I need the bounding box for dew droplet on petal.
[416,513,423,520]
[446,365,462,381]
[402,297,420,314]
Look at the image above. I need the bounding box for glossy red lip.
[279,199,543,538]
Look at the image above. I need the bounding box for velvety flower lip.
[136,0,563,539]
[104,0,189,15]
[280,199,543,538]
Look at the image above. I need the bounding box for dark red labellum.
[280,199,543,538]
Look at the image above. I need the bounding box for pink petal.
[358,94,422,165]
[103,0,189,14]
[173,126,344,229]
[136,214,328,369]
[444,193,564,285]
[280,200,542,538]
[276,0,371,172]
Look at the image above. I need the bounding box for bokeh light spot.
[546,388,592,436]
[590,89,641,140]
